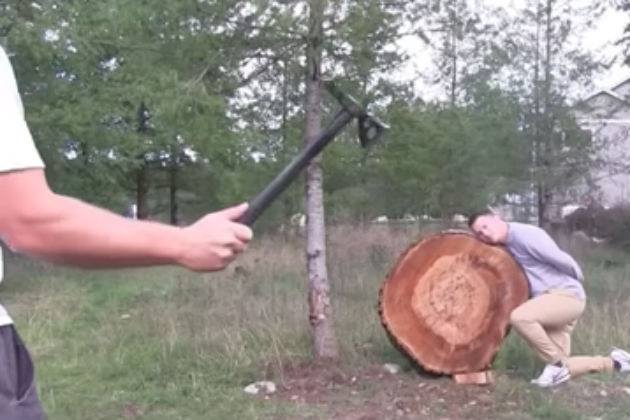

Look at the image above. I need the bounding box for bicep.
[0,169,54,231]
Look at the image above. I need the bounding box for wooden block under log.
[453,370,495,385]
[378,230,529,375]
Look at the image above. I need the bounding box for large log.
[378,231,529,375]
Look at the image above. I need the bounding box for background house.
[573,78,630,207]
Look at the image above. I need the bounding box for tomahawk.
[237,80,389,225]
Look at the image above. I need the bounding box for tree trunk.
[533,1,543,227]
[136,102,151,220]
[136,164,149,220]
[379,231,529,374]
[304,0,338,360]
[169,162,178,226]
[281,58,294,222]
[450,9,457,107]
[541,0,554,226]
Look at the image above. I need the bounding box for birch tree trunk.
[303,0,338,360]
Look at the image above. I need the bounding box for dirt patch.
[270,361,507,419]
[264,361,630,420]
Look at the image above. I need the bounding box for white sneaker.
[610,347,630,372]
[530,364,570,387]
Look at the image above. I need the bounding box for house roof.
[611,78,630,94]
[581,77,630,106]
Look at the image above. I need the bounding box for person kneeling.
[468,209,630,387]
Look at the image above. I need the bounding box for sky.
[393,0,628,102]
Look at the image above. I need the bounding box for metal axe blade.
[358,114,389,147]
[324,80,389,147]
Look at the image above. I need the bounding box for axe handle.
[237,109,354,226]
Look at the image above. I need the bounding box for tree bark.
[450,6,458,106]
[534,2,544,227]
[169,162,178,225]
[541,0,554,225]
[304,0,338,360]
[136,102,151,220]
[136,164,149,220]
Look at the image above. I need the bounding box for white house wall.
[574,80,630,207]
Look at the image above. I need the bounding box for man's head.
[468,209,509,244]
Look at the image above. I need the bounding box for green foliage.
[1,0,618,225]
[376,95,527,218]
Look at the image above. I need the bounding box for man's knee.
[510,307,532,327]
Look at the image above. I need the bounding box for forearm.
[3,193,184,268]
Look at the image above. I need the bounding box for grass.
[1,223,629,419]
[528,396,582,420]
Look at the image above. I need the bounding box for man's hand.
[176,203,253,271]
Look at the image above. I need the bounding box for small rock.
[383,363,401,374]
[417,383,426,389]
[243,381,276,395]
[623,387,630,395]
[290,395,299,401]
[599,390,607,397]
[121,314,131,320]
[468,400,477,406]
[351,376,357,383]
[396,409,404,416]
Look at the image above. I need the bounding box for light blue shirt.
[506,222,586,301]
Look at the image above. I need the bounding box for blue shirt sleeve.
[524,227,584,281]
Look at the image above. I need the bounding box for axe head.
[324,79,389,147]
[358,113,389,147]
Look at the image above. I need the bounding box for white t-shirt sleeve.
[0,46,45,172]
[0,47,44,298]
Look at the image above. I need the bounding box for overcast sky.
[393,1,628,101]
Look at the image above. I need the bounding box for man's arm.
[0,169,252,271]
[525,227,584,281]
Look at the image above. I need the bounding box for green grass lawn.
[1,225,629,419]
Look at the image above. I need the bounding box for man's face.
[471,214,506,244]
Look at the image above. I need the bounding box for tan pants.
[509,289,613,376]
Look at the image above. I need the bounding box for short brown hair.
[467,209,495,228]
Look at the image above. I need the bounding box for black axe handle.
[237,108,354,226]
